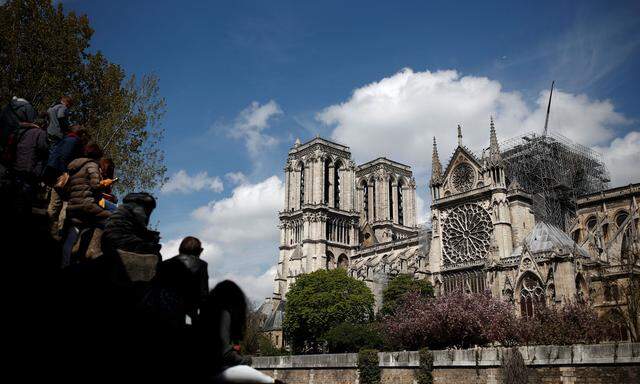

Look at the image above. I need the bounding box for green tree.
[381,274,433,317]
[0,0,166,192]
[283,269,375,353]
[323,322,383,353]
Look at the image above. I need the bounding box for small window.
[615,212,629,228]
[586,217,597,232]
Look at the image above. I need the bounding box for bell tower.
[272,137,360,301]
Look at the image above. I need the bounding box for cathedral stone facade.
[261,122,640,348]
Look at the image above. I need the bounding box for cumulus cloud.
[225,171,249,186]
[162,170,224,194]
[172,175,286,303]
[192,175,284,244]
[595,131,640,187]
[212,266,278,306]
[320,69,624,165]
[228,100,283,158]
[318,68,633,187]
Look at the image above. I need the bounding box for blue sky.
[60,0,640,302]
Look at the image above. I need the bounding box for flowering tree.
[382,290,519,350]
[519,300,616,345]
[383,290,618,350]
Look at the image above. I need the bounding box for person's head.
[179,236,203,257]
[202,280,248,342]
[69,124,90,144]
[84,142,103,160]
[99,158,115,179]
[60,95,73,108]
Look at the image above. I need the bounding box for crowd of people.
[1,96,280,383]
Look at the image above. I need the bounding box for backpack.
[0,98,37,166]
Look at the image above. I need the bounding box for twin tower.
[272,137,419,300]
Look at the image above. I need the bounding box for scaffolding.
[500,131,610,231]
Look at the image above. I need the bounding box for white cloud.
[228,100,283,158]
[225,171,249,186]
[211,266,278,307]
[192,175,284,244]
[162,170,224,194]
[318,68,633,187]
[166,175,285,303]
[595,131,640,187]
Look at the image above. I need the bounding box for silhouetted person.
[46,95,72,148]
[199,280,253,378]
[101,192,161,257]
[155,236,209,325]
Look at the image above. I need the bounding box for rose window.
[452,162,475,192]
[442,203,492,265]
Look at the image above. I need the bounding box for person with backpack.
[12,115,48,215]
[0,97,39,218]
[46,95,73,149]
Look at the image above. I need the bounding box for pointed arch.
[397,177,405,225]
[575,273,588,301]
[516,272,545,318]
[360,178,369,221]
[297,160,305,208]
[388,174,396,221]
[337,254,349,269]
[333,159,343,209]
[369,176,376,220]
[323,157,332,204]
[326,251,335,270]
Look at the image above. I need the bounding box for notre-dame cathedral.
[260,120,639,348]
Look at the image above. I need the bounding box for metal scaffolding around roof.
[500,131,610,231]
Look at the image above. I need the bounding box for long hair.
[201,280,248,342]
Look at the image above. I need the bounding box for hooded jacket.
[102,192,161,257]
[66,157,110,222]
[13,126,48,178]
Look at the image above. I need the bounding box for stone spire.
[488,117,502,164]
[430,136,443,186]
[457,124,463,146]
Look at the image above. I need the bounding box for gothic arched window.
[397,179,404,225]
[615,211,629,227]
[338,254,349,269]
[575,274,588,301]
[326,252,335,270]
[586,216,597,232]
[362,180,369,221]
[299,162,305,208]
[324,158,331,204]
[388,178,394,221]
[334,160,342,209]
[370,178,376,220]
[519,273,545,318]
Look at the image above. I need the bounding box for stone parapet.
[254,342,640,369]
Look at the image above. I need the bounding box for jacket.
[13,127,48,178]
[66,157,110,222]
[46,133,82,175]
[47,103,69,142]
[102,193,161,257]
[157,254,209,317]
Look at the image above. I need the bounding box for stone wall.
[254,343,640,384]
